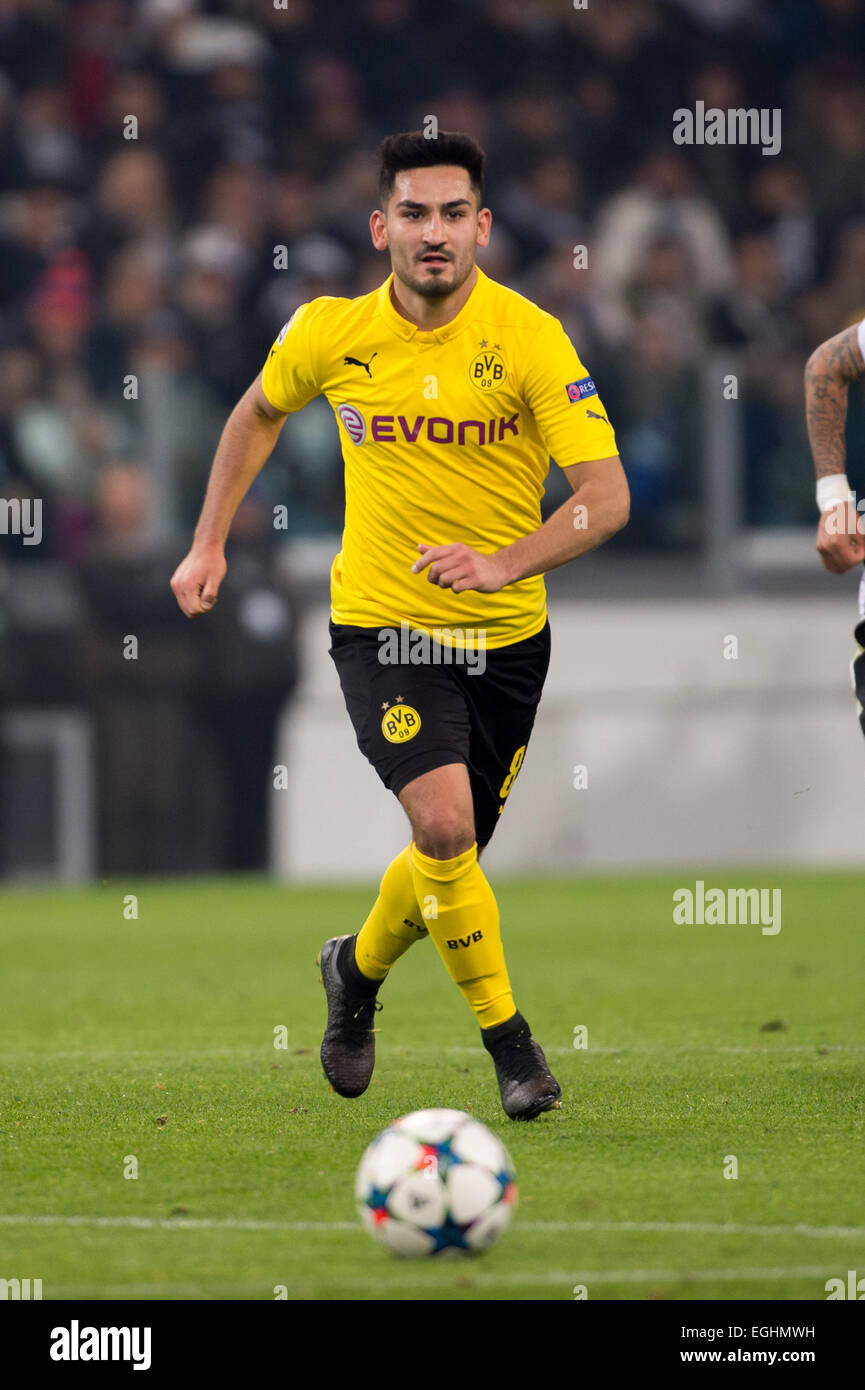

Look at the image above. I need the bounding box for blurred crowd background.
[1,0,864,876]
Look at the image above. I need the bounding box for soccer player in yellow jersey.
[171,131,630,1120]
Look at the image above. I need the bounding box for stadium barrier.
[273,597,865,877]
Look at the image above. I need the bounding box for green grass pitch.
[1,871,863,1301]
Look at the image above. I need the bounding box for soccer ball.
[355,1108,517,1257]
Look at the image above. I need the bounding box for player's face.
[372,166,491,299]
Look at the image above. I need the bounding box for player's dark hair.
[378,130,486,208]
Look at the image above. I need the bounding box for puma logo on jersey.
[344,352,378,377]
[586,408,609,424]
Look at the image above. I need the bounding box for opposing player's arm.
[804,325,864,478]
[804,324,865,574]
[170,374,289,617]
[413,455,629,593]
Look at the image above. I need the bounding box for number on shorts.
[498,744,526,800]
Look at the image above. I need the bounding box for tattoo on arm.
[804,324,865,479]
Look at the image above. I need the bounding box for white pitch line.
[43,1267,843,1297]
[1,1214,863,1239]
[520,1220,865,1239]
[443,1045,865,1057]
[472,1266,839,1286]
[1,1044,863,1061]
[0,1215,356,1232]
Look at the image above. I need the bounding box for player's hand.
[412,542,510,593]
[816,501,865,574]
[170,544,227,617]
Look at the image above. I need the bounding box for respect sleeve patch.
[566,377,598,402]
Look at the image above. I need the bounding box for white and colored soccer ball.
[355,1108,517,1257]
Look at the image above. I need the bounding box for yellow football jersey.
[260,267,617,648]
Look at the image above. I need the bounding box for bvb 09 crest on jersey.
[469,347,507,392]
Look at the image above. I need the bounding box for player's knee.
[412,807,475,861]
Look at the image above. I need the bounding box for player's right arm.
[804,323,865,574]
[170,375,288,617]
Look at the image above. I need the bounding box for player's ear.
[370,208,388,251]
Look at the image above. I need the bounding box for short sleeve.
[260,302,321,413]
[521,315,618,467]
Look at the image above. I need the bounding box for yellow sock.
[354,845,429,981]
[408,841,516,1028]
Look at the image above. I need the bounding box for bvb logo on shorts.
[469,349,507,392]
[381,703,421,744]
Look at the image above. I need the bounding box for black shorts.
[328,619,551,847]
[854,611,865,742]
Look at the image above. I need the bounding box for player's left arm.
[413,455,629,593]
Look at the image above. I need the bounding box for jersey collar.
[376,267,488,344]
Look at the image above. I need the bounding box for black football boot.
[482,1010,562,1120]
[317,934,382,1098]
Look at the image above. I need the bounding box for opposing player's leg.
[854,578,865,741]
[400,763,560,1120]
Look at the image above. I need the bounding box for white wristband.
[816,474,854,513]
